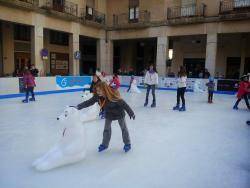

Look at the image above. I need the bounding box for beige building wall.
[43,29,70,75]
[2,22,14,76]
[0,0,250,77]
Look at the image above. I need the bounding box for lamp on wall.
[168,49,173,60]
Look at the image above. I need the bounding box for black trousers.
[234,94,250,108]
[208,91,214,101]
[25,87,35,99]
[145,84,156,103]
[177,87,186,106]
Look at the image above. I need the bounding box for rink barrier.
[0,85,236,100]
[0,88,85,99]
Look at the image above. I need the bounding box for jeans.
[25,87,35,100]
[145,84,156,104]
[234,94,250,108]
[177,87,186,106]
[102,118,131,147]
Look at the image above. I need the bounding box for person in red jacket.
[233,75,250,110]
[22,69,36,103]
[109,74,120,90]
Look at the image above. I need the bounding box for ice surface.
[0,88,249,188]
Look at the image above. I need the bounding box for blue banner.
[56,76,92,88]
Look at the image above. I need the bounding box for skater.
[30,64,39,77]
[206,76,215,103]
[173,66,187,111]
[76,81,135,152]
[233,74,250,110]
[89,73,105,119]
[90,74,101,93]
[144,64,158,107]
[22,69,36,103]
[109,74,120,90]
[246,120,250,126]
[127,75,141,93]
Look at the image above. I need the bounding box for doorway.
[14,52,31,71]
[226,57,240,79]
[183,58,205,78]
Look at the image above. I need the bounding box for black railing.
[42,0,78,17]
[80,8,105,25]
[220,0,250,13]
[113,10,150,27]
[167,4,206,19]
[18,0,35,4]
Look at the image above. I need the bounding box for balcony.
[40,0,78,17]
[113,10,151,29]
[220,0,250,12]
[80,8,106,27]
[167,4,206,25]
[219,0,250,20]
[0,0,38,10]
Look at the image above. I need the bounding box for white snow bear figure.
[32,107,86,171]
[80,91,100,122]
[129,79,141,93]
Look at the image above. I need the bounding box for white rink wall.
[0,76,237,97]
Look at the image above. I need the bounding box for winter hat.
[96,70,106,82]
[209,76,214,82]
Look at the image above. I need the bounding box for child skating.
[22,69,36,103]
[76,82,135,152]
[173,66,187,111]
[206,76,215,103]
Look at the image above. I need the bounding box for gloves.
[130,114,135,120]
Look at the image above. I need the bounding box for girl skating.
[144,65,158,107]
[76,82,135,152]
[22,69,36,103]
[173,66,187,111]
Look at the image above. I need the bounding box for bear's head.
[57,106,79,123]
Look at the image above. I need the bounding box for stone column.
[97,39,113,75]
[205,33,217,77]
[69,23,80,76]
[69,33,80,76]
[240,36,246,76]
[31,25,44,76]
[156,36,168,76]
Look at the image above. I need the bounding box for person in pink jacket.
[233,75,250,110]
[22,69,36,103]
[109,74,120,90]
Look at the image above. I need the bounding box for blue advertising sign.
[56,76,92,89]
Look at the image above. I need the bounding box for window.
[86,6,93,16]
[14,24,31,41]
[181,0,196,17]
[129,0,139,21]
[86,0,95,16]
[50,30,69,46]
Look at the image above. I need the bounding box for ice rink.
[0,88,249,188]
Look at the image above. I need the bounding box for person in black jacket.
[30,64,39,77]
[89,74,101,93]
[77,81,135,152]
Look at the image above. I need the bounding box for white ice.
[0,88,249,188]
